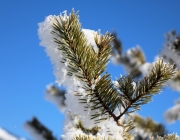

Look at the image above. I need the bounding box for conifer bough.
[38,9,178,140]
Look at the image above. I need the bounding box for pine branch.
[94,31,113,79]
[164,98,180,123]
[50,10,175,128]
[166,30,180,55]
[116,59,176,120]
[173,70,180,83]
[160,30,180,92]
[73,135,115,140]
[51,9,113,85]
[75,120,99,135]
[172,37,180,55]
[89,60,175,125]
[51,10,115,123]
[91,74,121,122]
[111,32,122,55]
[73,131,133,140]
[117,76,135,102]
[45,84,66,112]
[24,117,57,140]
[132,114,167,137]
[150,134,180,140]
[119,48,145,78]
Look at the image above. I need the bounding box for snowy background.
[0,0,180,139]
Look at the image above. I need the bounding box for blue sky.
[0,0,180,139]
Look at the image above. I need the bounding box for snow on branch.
[38,9,177,140]
[45,84,66,112]
[24,117,57,140]
[164,98,180,123]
